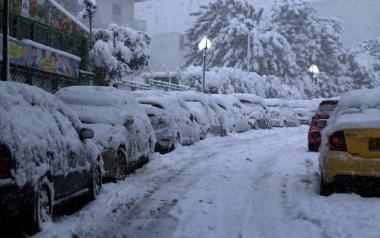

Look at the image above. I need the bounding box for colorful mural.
[0,35,80,78]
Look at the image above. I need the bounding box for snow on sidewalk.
[35,126,380,238]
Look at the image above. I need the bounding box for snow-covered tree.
[184,0,263,69]
[361,37,380,73]
[270,0,344,76]
[91,24,151,84]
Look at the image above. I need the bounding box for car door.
[52,110,90,200]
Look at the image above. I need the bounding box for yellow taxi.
[319,89,380,196]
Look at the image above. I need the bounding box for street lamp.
[82,0,97,50]
[309,64,319,84]
[198,36,211,93]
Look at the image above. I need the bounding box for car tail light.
[0,145,11,179]
[310,116,318,127]
[329,131,347,152]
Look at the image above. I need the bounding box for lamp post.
[247,24,253,72]
[309,64,319,84]
[198,36,211,93]
[2,0,9,81]
[82,0,97,50]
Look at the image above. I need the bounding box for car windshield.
[318,102,338,114]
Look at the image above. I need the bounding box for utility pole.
[247,29,251,72]
[2,0,9,81]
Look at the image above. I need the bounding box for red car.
[308,100,339,151]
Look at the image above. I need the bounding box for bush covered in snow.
[91,24,151,85]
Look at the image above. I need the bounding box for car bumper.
[308,131,321,145]
[321,150,380,183]
[0,179,34,220]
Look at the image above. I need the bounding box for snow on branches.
[184,0,379,98]
[91,24,151,85]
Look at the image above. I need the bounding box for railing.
[147,78,191,91]
[114,81,151,91]
[1,64,95,93]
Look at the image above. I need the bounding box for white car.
[212,94,250,133]
[56,86,156,181]
[177,92,228,138]
[234,93,271,129]
[132,91,200,152]
[265,99,300,127]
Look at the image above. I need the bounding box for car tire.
[88,164,102,201]
[26,177,53,234]
[320,175,334,196]
[308,144,319,152]
[117,146,127,180]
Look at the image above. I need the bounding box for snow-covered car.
[56,86,156,181]
[265,99,300,127]
[176,92,228,137]
[132,91,200,152]
[319,88,380,196]
[212,95,250,133]
[288,99,321,125]
[0,82,102,233]
[234,93,271,129]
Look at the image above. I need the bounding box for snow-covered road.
[35,126,380,238]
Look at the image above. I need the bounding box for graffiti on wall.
[0,35,80,78]
[20,0,89,37]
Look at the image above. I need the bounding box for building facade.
[93,0,147,31]
[150,32,188,71]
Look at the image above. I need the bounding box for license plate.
[369,138,380,151]
[317,120,327,128]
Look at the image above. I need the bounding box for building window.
[34,24,49,46]
[17,18,33,40]
[50,30,64,51]
[112,4,122,23]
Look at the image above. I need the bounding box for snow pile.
[56,86,156,156]
[322,87,380,137]
[0,82,97,187]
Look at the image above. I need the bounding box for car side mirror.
[80,128,94,140]
[124,116,135,128]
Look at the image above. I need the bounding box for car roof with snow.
[233,93,265,106]
[324,88,380,135]
[0,82,96,186]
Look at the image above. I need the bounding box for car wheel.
[308,144,318,152]
[26,177,53,234]
[88,165,102,201]
[320,175,334,196]
[117,146,127,180]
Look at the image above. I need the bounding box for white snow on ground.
[35,126,380,238]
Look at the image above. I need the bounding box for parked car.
[177,92,228,137]
[308,99,339,151]
[234,93,271,129]
[265,99,299,128]
[56,86,156,181]
[212,95,250,133]
[0,82,102,233]
[287,99,320,125]
[132,91,200,152]
[319,88,380,196]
